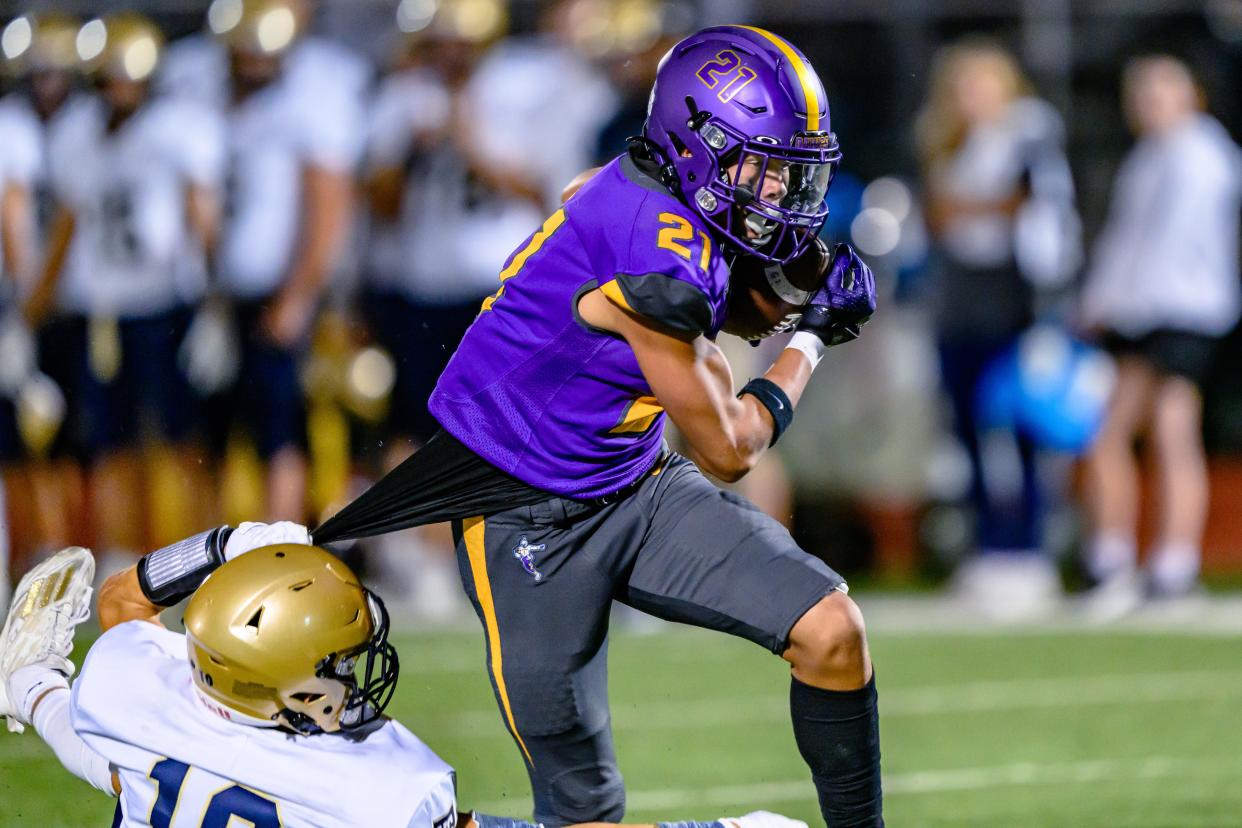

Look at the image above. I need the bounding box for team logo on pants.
[513,537,546,582]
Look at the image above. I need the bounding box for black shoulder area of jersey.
[613,272,714,334]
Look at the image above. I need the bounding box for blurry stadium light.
[256,7,297,54]
[449,0,505,42]
[2,16,32,61]
[862,176,912,223]
[207,0,245,36]
[850,206,901,257]
[122,35,159,81]
[347,347,397,404]
[397,0,438,33]
[75,19,106,63]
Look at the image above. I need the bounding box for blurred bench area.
[2,0,1242,621]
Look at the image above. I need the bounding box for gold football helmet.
[75,12,164,83]
[1,13,80,75]
[183,544,399,735]
[396,0,508,44]
[209,0,306,56]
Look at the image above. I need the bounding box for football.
[723,236,832,340]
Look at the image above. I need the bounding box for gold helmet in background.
[209,0,307,56]
[1,13,80,75]
[75,12,164,83]
[396,0,508,44]
[183,543,399,735]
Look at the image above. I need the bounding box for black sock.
[789,674,883,827]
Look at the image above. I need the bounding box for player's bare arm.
[1,182,34,282]
[185,180,221,267]
[262,164,352,346]
[578,289,811,481]
[97,567,163,632]
[23,205,74,326]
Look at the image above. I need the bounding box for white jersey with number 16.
[71,621,457,828]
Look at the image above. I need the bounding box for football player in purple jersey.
[318,25,881,827]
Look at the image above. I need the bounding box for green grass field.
[2,619,1241,827]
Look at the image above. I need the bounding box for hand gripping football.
[723,236,832,341]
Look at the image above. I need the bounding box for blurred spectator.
[1079,54,1242,602]
[186,0,364,523]
[363,0,530,457]
[916,38,1079,613]
[0,12,81,572]
[25,13,226,559]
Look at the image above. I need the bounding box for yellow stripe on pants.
[462,515,535,766]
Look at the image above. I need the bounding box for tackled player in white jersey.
[0,525,809,828]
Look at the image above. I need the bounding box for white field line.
[444,668,1242,734]
[473,755,1242,814]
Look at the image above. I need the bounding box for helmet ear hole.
[290,692,324,703]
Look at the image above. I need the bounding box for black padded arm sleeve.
[613,272,714,334]
[136,525,232,607]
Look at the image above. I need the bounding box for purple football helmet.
[644,25,842,263]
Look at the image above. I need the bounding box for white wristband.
[785,330,827,369]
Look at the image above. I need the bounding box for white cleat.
[720,812,810,828]
[0,547,95,733]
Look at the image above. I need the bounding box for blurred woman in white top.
[916,39,1079,611]
[1080,55,1242,598]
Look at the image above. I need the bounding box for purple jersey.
[429,155,730,499]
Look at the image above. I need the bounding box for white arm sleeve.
[9,666,115,795]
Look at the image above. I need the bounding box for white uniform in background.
[1081,113,1242,338]
[365,69,540,300]
[46,96,226,318]
[219,72,364,299]
[0,95,45,208]
[159,32,370,117]
[0,93,57,277]
[72,621,457,828]
[463,36,618,208]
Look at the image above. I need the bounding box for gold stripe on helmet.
[735,25,821,131]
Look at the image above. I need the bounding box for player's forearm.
[282,165,352,300]
[96,566,163,632]
[1,184,33,281]
[185,183,220,263]
[24,207,74,325]
[690,344,811,482]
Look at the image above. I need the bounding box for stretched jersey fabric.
[429,153,730,499]
[71,621,456,828]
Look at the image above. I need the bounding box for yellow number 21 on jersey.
[481,209,567,313]
[656,212,712,273]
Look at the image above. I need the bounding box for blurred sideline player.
[0,12,82,577]
[0,536,805,828]
[359,0,538,615]
[24,13,226,558]
[589,0,687,163]
[158,0,369,119]
[460,0,619,211]
[318,26,881,828]
[194,0,364,522]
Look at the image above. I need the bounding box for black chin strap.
[627,135,682,197]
